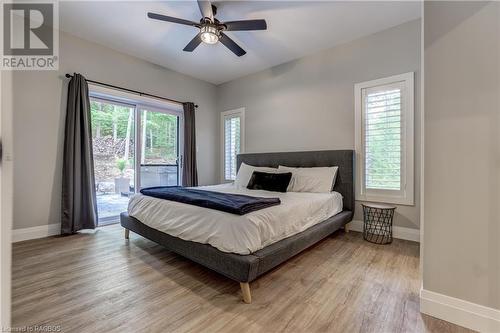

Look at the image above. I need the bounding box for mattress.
[127,184,343,255]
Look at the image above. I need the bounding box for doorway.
[89,94,182,225]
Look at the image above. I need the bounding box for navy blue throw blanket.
[140,186,281,215]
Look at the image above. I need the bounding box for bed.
[120,150,354,303]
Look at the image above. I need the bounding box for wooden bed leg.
[124,228,130,240]
[344,224,350,233]
[240,282,252,304]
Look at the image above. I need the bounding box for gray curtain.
[61,73,98,234]
[182,102,198,186]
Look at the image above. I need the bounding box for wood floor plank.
[12,224,474,333]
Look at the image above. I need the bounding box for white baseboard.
[12,223,60,242]
[347,220,420,242]
[420,289,500,332]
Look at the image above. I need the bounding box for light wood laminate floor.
[12,224,473,333]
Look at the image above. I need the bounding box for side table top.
[361,202,397,210]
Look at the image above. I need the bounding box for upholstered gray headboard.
[237,150,354,213]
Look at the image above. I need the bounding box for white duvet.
[128,184,343,255]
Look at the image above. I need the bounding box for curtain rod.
[64,74,198,108]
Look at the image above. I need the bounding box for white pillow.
[234,163,279,188]
[278,165,338,193]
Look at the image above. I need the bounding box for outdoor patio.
[96,193,130,222]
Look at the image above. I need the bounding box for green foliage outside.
[90,100,178,165]
[142,110,178,164]
[116,159,127,175]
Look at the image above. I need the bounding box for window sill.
[356,194,414,206]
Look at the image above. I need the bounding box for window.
[355,72,414,205]
[221,108,245,181]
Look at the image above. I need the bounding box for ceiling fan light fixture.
[200,25,219,44]
[148,0,267,56]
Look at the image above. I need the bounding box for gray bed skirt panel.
[121,210,352,283]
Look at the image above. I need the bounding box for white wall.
[11,21,421,233]
[423,1,500,311]
[11,31,218,230]
[217,20,421,230]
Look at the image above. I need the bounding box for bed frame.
[121,150,354,303]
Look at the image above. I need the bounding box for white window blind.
[224,116,240,180]
[221,109,245,181]
[355,73,414,205]
[364,85,402,191]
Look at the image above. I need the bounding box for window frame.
[221,108,245,182]
[354,72,414,205]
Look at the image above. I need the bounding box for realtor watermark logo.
[1,1,59,70]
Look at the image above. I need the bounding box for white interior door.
[0,66,13,328]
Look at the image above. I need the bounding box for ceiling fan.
[147,0,267,57]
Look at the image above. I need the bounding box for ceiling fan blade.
[219,33,246,57]
[183,33,202,52]
[147,12,199,28]
[223,19,267,31]
[197,0,214,21]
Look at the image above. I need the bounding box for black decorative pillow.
[246,171,292,193]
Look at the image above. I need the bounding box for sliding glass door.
[138,107,181,189]
[90,96,182,224]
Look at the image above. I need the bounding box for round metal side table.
[361,203,396,244]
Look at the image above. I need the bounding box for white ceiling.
[60,1,421,84]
